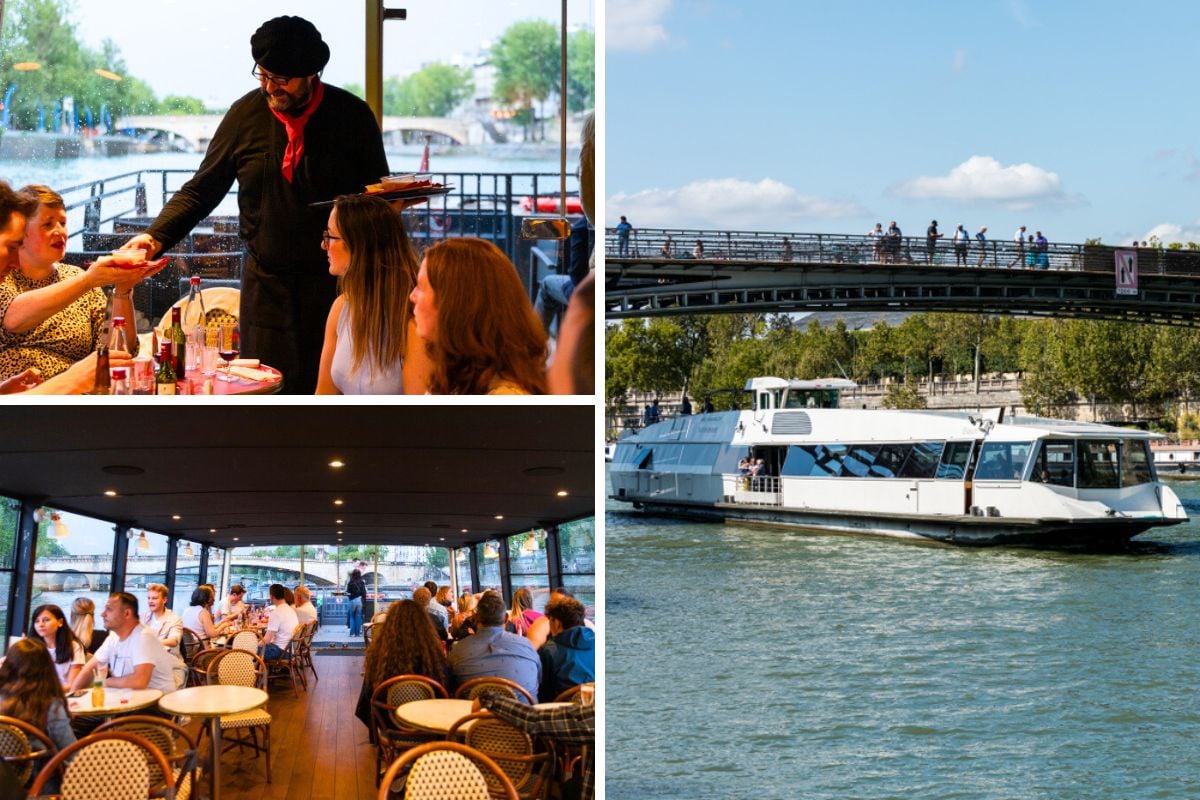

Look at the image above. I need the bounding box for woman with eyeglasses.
[409,237,548,394]
[315,194,430,394]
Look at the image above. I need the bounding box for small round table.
[393,698,474,734]
[158,684,268,800]
[210,365,283,395]
[67,688,163,716]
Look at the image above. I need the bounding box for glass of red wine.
[216,322,239,381]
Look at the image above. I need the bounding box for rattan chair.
[189,647,227,686]
[179,629,204,685]
[294,621,318,685]
[205,649,271,783]
[369,674,448,786]
[377,741,519,800]
[30,730,174,800]
[551,685,582,704]
[96,715,199,800]
[0,714,57,790]
[454,677,536,705]
[230,628,261,652]
[263,624,307,696]
[447,712,554,800]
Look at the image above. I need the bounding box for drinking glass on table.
[96,664,109,684]
[215,322,239,380]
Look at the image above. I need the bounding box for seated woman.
[409,238,548,394]
[180,585,234,646]
[0,638,76,752]
[0,184,160,380]
[505,586,543,636]
[354,599,450,731]
[450,592,478,640]
[70,597,106,655]
[316,194,431,394]
[29,603,86,691]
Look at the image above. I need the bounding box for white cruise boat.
[609,377,1188,546]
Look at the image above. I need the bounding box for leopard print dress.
[0,263,106,379]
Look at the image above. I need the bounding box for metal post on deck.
[373,548,380,613]
[299,545,305,586]
[164,538,178,602]
[112,524,130,593]
[8,500,42,638]
[365,2,407,127]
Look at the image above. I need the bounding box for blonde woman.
[70,596,107,654]
[505,587,543,636]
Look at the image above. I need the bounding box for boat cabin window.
[1033,440,1075,486]
[935,441,975,480]
[783,390,839,409]
[781,441,964,479]
[1077,439,1120,489]
[897,441,944,479]
[974,441,1033,481]
[1121,439,1154,486]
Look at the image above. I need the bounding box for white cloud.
[607,0,672,53]
[952,48,967,72]
[893,155,1067,207]
[607,177,867,230]
[1009,0,1037,27]
[1141,223,1200,246]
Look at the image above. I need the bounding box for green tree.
[157,94,207,115]
[392,63,473,117]
[491,19,558,140]
[567,29,595,111]
[880,381,927,409]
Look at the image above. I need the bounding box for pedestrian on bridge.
[1008,225,1027,268]
[661,236,673,258]
[975,226,989,267]
[869,223,885,263]
[616,216,634,256]
[693,240,705,259]
[887,221,903,264]
[926,220,943,265]
[953,224,969,266]
[1035,231,1050,269]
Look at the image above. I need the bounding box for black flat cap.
[251,16,330,77]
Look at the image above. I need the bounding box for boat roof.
[744,376,858,391]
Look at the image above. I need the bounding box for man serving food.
[120,16,389,393]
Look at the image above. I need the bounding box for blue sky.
[606,0,1200,245]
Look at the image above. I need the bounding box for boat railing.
[722,474,782,506]
[53,168,579,330]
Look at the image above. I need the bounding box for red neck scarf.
[270,78,325,183]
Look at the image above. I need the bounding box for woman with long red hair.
[409,238,547,394]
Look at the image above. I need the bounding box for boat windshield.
[1031,438,1155,488]
[783,389,839,409]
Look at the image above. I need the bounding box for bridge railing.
[606,228,1200,277]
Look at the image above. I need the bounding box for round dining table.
[67,687,163,716]
[393,698,474,734]
[158,684,268,800]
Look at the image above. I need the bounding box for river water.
[605,469,1200,799]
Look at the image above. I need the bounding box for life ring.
[429,213,451,233]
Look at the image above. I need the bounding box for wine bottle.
[169,306,186,380]
[155,343,177,395]
[92,345,111,395]
[183,276,206,371]
[110,367,130,396]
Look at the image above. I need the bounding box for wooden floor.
[191,653,378,800]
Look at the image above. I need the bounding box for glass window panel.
[810,444,847,477]
[0,572,10,636]
[842,446,880,478]
[975,442,1033,481]
[205,546,225,589]
[508,530,549,611]
[454,548,474,595]
[871,445,909,478]
[715,444,749,474]
[898,442,945,479]
[782,446,817,477]
[560,574,595,622]
[937,441,974,480]
[31,571,113,628]
[1,495,18,570]
[1033,441,1075,487]
[1077,440,1120,489]
[124,530,170,615]
[1122,439,1154,486]
[30,510,115,620]
[475,540,502,593]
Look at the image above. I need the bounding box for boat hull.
[618,497,1182,547]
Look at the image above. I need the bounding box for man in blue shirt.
[447,591,540,700]
[615,215,633,256]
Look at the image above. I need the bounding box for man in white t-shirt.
[259,583,299,661]
[293,585,318,627]
[71,591,184,695]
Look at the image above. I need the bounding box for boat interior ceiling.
[0,406,593,549]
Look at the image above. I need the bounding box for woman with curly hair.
[354,600,449,728]
[0,638,76,751]
[409,237,548,394]
[316,194,431,394]
[29,603,86,690]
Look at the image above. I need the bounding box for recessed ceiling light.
[172,514,181,520]
[103,490,117,497]
[336,519,344,524]
[461,528,468,533]
[556,490,568,497]
[233,537,239,541]
[440,537,445,541]
[334,499,344,506]
[494,515,504,520]
[209,528,216,533]
[337,531,343,535]
[328,459,345,468]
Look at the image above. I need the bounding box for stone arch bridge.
[116,115,471,152]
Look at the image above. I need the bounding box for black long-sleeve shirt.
[146,83,388,274]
